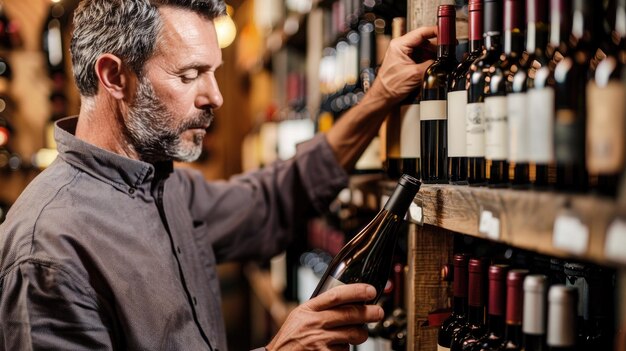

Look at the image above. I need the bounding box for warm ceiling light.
[215,5,236,48]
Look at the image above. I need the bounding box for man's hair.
[70,0,226,97]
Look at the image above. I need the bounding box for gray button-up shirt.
[0,117,348,350]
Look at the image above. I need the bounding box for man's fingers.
[320,304,384,328]
[306,284,377,311]
[396,25,438,48]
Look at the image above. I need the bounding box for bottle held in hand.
[311,174,421,303]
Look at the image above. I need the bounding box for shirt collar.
[55,116,173,192]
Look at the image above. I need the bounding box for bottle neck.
[469,39,483,54]
[549,0,572,50]
[438,44,456,59]
[570,1,602,50]
[505,30,525,55]
[505,323,523,345]
[527,21,550,57]
[437,8,456,60]
[468,305,485,325]
[485,34,502,52]
[487,314,505,336]
[523,333,546,350]
[452,296,467,315]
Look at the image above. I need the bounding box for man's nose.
[196,74,223,110]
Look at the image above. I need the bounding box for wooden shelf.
[382,182,626,268]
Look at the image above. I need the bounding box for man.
[0,0,435,349]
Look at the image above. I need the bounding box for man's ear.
[94,54,132,100]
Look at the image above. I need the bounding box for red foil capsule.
[506,269,529,324]
[437,4,456,46]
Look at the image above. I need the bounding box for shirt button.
[128,188,136,195]
[193,296,198,305]
[177,246,182,254]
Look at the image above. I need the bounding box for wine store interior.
[1,0,626,350]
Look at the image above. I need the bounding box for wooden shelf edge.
[244,263,296,327]
[381,182,626,268]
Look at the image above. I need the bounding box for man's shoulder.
[0,161,82,269]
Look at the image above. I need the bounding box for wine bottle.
[310,174,420,302]
[450,258,487,351]
[448,0,483,185]
[501,269,529,350]
[508,0,549,189]
[0,1,20,50]
[42,0,68,77]
[554,0,603,193]
[469,264,509,351]
[526,0,570,189]
[397,19,422,180]
[585,0,626,197]
[522,275,548,351]
[484,0,524,187]
[438,254,470,350]
[467,0,503,186]
[385,17,407,180]
[546,285,578,351]
[383,263,407,351]
[420,4,457,184]
[583,266,615,350]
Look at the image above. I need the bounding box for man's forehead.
[154,6,221,61]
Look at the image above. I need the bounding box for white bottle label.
[379,338,392,351]
[355,136,382,170]
[527,87,555,163]
[420,100,447,121]
[437,345,451,351]
[359,337,379,351]
[400,103,420,158]
[318,275,345,294]
[586,80,626,174]
[448,91,468,157]
[484,96,508,160]
[507,92,528,162]
[466,102,485,157]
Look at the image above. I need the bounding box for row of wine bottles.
[438,252,615,351]
[385,0,626,198]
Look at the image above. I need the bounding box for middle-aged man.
[0,0,436,350]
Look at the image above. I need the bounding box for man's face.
[125,6,223,163]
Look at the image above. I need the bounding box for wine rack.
[380,181,626,350]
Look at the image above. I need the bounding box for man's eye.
[181,71,199,82]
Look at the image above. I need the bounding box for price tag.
[478,210,501,240]
[479,210,493,234]
[488,216,501,240]
[605,218,626,264]
[553,214,589,255]
[406,202,423,225]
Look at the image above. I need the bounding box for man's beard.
[125,76,213,163]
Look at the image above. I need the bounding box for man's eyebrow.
[178,61,224,71]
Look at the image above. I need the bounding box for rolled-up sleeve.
[0,260,113,350]
[178,134,349,263]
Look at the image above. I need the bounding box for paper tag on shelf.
[605,218,626,264]
[553,214,589,255]
[478,210,500,240]
[406,202,423,224]
[479,210,493,234]
[488,216,501,240]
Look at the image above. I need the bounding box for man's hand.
[265,284,384,351]
[369,25,438,104]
